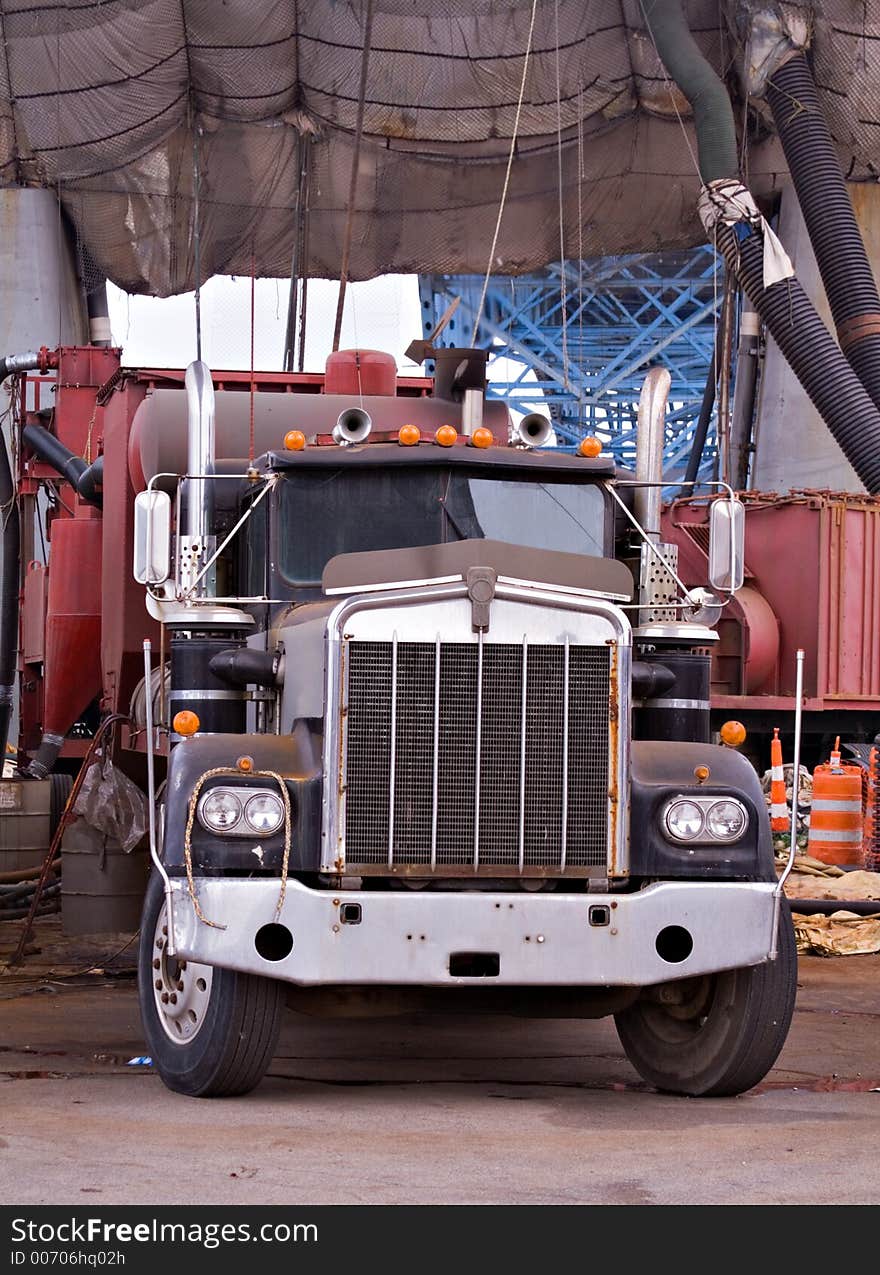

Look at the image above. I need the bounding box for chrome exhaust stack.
[510,412,553,448]
[333,407,372,446]
[634,367,670,544]
[182,359,217,596]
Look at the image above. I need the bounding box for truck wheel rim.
[151,899,214,1044]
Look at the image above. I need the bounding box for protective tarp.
[0,0,877,295]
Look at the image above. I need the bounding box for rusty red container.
[42,517,103,738]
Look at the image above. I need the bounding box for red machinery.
[663,491,880,762]
[13,345,508,776]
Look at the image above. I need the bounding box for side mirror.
[708,495,745,593]
[133,489,171,585]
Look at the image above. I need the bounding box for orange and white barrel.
[808,757,865,866]
[769,727,789,832]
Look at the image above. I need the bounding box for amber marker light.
[172,710,200,737]
[470,427,494,449]
[579,436,602,458]
[435,425,457,447]
[720,720,747,748]
[237,755,255,773]
[284,430,306,451]
[694,764,711,783]
[398,424,421,446]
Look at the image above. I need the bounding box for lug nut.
[177,981,184,992]
[169,993,178,1005]
[179,961,187,971]
[155,980,162,990]
[161,992,170,1004]
[152,959,160,970]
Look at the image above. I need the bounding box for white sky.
[107,274,550,424]
[107,274,424,372]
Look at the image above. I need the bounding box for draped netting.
[0,0,875,295]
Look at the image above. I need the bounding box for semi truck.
[121,348,796,1099]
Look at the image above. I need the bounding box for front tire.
[614,902,797,1097]
[138,873,284,1097]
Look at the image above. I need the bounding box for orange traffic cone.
[769,727,789,833]
[808,738,864,867]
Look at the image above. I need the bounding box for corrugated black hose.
[766,53,880,413]
[643,0,880,494]
[715,220,880,491]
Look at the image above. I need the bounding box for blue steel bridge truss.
[419,246,724,476]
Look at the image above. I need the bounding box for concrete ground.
[1,919,878,1206]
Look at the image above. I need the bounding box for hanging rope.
[554,0,570,392]
[577,87,585,431]
[470,0,539,345]
[249,244,256,465]
[332,0,375,354]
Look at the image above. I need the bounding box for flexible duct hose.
[766,53,880,412]
[22,422,103,508]
[642,0,880,494]
[639,0,738,180]
[715,223,880,491]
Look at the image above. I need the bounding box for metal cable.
[470,0,540,345]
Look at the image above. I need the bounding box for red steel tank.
[324,349,397,397]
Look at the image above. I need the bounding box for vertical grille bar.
[561,635,570,872]
[387,631,398,868]
[474,629,484,871]
[431,633,440,871]
[518,635,528,874]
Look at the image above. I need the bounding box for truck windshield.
[277,466,607,584]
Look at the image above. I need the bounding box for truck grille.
[343,639,611,873]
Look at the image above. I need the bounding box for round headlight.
[664,799,704,841]
[200,788,242,833]
[707,799,748,840]
[244,791,285,835]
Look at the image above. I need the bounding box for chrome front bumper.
[169,877,778,988]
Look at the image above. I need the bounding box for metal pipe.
[144,639,175,956]
[771,647,804,960]
[633,366,671,542]
[183,360,216,596]
[461,388,484,437]
[0,351,48,761]
[730,305,761,490]
[682,339,718,491]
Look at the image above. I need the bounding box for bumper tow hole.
[589,905,611,927]
[340,902,362,925]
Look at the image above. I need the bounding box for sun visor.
[323,539,633,600]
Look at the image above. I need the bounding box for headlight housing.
[663,799,704,841]
[244,791,285,835]
[662,795,749,844]
[197,785,289,837]
[200,789,243,833]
